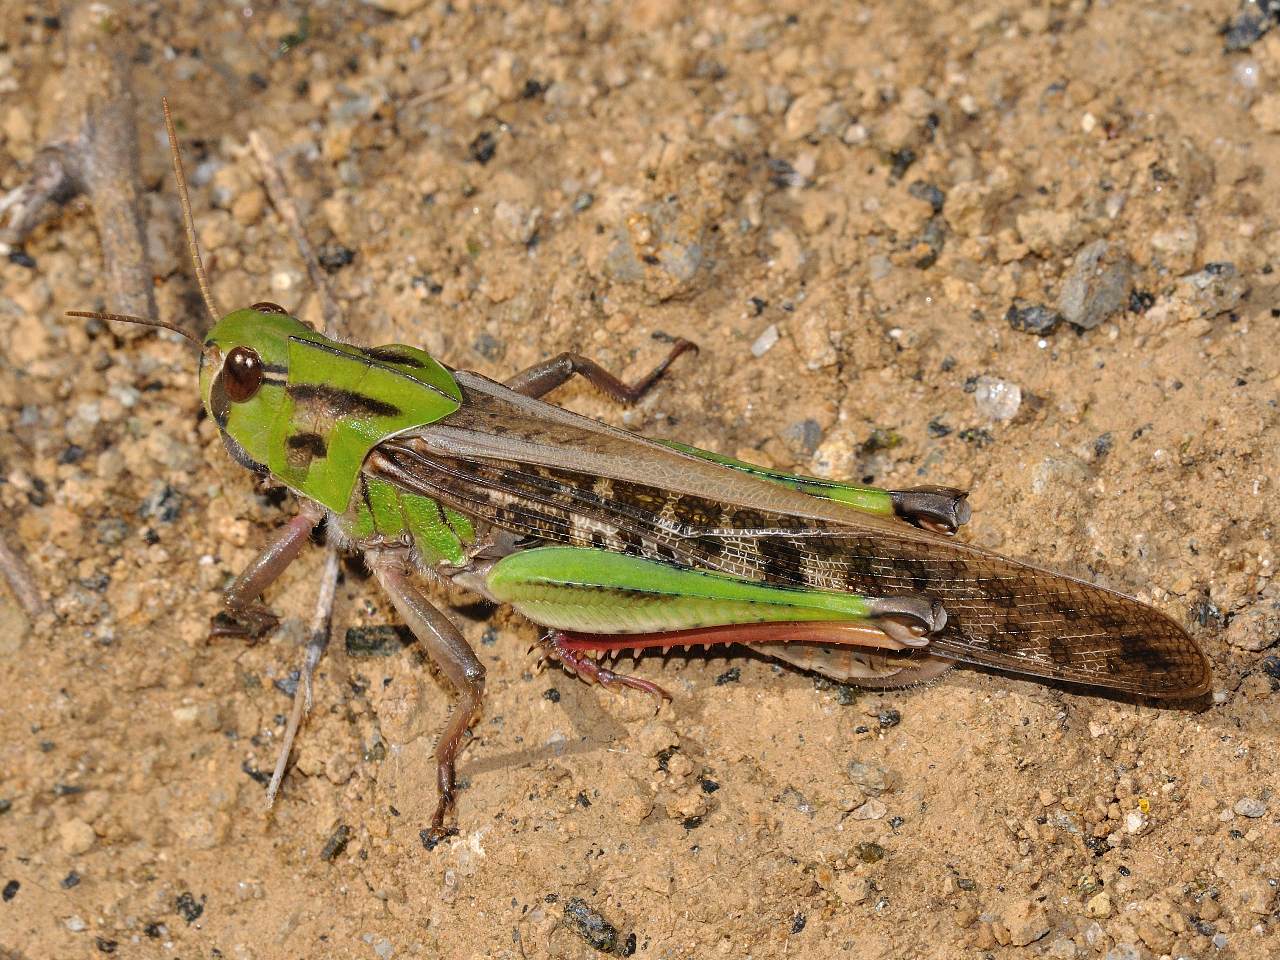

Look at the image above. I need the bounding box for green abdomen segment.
[348,476,475,566]
[486,546,873,634]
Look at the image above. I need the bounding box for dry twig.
[0,2,155,321]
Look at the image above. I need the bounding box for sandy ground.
[2,1,1279,957]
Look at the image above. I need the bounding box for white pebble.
[1124,810,1147,834]
[1234,59,1261,89]
[851,798,887,820]
[65,916,87,932]
[973,376,1022,421]
[751,324,780,357]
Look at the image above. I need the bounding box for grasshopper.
[72,105,1210,841]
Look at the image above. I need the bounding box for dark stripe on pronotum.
[364,346,427,368]
[287,383,402,419]
[288,336,452,398]
[287,432,329,458]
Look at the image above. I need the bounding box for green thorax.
[200,308,461,513]
[344,475,475,567]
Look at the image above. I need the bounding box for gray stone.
[1233,796,1267,818]
[1057,240,1133,330]
[1177,262,1248,319]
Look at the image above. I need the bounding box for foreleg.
[210,509,320,640]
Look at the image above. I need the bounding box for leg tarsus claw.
[210,603,280,641]
[420,824,459,851]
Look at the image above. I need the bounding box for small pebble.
[1006,302,1062,335]
[59,818,96,855]
[1233,797,1267,818]
[751,324,780,357]
[850,798,887,820]
[2,879,17,901]
[853,841,885,864]
[1056,239,1133,331]
[66,916,87,932]
[563,897,627,954]
[174,891,204,923]
[319,823,351,862]
[973,376,1022,422]
[1048,936,1077,959]
[1085,891,1112,918]
[877,707,901,729]
[846,760,896,795]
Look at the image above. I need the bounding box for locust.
[71,105,1211,842]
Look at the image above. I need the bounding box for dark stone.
[784,419,823,456]
[853,841,885,863]
[345,625,412,657]
[714,667,741,685]
[317,245,356,272]
[958,427,994,448]
[320,824,351,862]
[469,131,497,165]
[768,158,803,189]
[174,891,205,923]
[889,148,916,181]
[1006,302,1063,335]
[563,897,626,954]
[907,180,946,212]
[273,670,301,696]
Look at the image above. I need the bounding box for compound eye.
[251,301,289,315]
[223,346,264,402]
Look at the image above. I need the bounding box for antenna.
[66,310,202,347]
[162,97,222,324]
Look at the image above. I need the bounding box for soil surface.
[2,2,1279,958]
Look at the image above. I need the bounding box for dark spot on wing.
[1118,632,1166,669]
[757,538,791,582]
[902,559,932,593]
[1047,637,1072,665]
[981,580,1016,608]
[1051,599,1081,621]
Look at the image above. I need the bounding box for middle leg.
[504,339,697,402]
